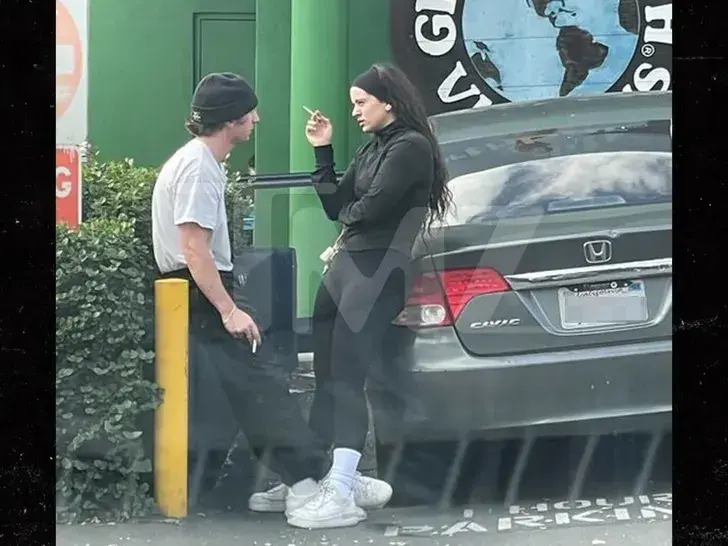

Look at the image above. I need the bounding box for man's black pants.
[188,284,329,486]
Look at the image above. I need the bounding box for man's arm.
[173,169,261,343]
[173,171,234,319]
[178,223,235,317]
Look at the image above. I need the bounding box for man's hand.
[222,306,262,345]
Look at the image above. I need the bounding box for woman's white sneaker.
[249,474,392,514]
[286,481,367,529]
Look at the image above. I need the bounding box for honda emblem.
[583,240,612,264]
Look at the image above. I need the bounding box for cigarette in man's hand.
[251,340,257,354]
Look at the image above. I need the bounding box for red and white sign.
[56,146,82,228]
[56,0,88,145]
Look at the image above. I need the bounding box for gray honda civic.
[368,90,672,502]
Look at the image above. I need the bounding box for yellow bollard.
[153,278,189,518]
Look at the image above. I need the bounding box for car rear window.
[443,151,671,224]
[438,118,672,225]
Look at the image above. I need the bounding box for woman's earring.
[385,104,392,111]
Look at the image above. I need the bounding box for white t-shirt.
[151,138,233,274]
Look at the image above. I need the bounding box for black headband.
[351,67,390,104]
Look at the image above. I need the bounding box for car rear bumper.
[369,329,672,443]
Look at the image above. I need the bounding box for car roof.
[430,91,672,145]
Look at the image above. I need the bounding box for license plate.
[558,280,648,330]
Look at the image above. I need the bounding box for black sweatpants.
[308,248,412,453]
[188,284,329,486]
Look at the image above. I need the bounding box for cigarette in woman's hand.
[251,340,257,353]
[302,105,315,116]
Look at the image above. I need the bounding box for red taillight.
[393,267,511,328]
[439,267,511,318]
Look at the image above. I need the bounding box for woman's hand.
[305,110,333,147]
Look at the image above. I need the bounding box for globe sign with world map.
[461,0,640,101]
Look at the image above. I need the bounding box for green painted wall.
[88,0,257,175]
[252,0,292,247]
[89,0,391,171]
[287,0,351,317]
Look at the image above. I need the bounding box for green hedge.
[56,148,253,523]
[56,219,161,523]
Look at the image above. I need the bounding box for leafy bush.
[82,153,158,255]
[56,147,254,523]
[223,166,255,256]
[56,219,161,523]
[82,154,160,343]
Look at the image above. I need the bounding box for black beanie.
[190,72,258,125]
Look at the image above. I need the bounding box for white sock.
[328,448,361,496]
[290,477,318,496]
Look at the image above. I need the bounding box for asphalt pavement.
[60,362,672,546]
[57,492,672,546]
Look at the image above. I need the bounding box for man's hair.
[184,113,252,138]
[184,116,227,137]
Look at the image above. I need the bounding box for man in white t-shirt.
[151,72,391,527]
[152,72,257,338]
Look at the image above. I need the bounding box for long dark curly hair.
[371,63,452,232]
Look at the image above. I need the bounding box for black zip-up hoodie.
[312,120,435,255]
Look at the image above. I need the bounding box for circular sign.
[390,0,672,115]
[56,0,83,119]
[461,0,640,102]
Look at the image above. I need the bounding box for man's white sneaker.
[249,481,320,514]
[286,481,367,529]
[248,483,288,513]
[353,472,393,510]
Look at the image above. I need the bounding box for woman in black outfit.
[285,63,451,529]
